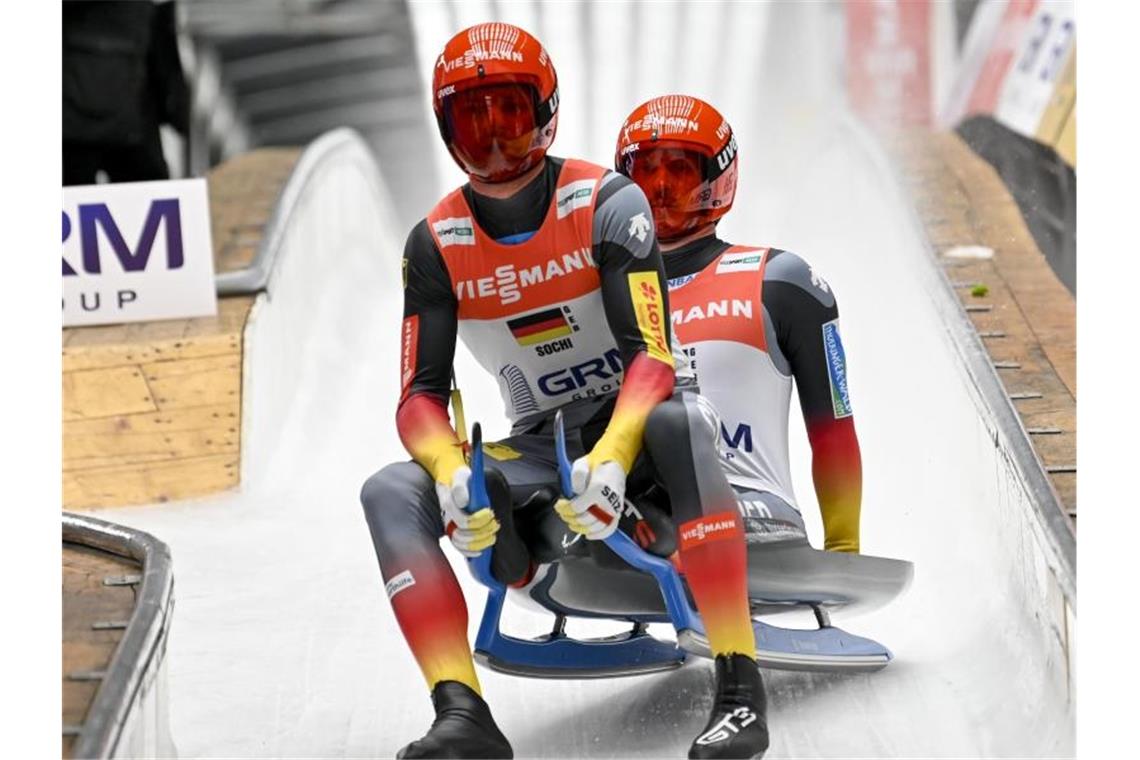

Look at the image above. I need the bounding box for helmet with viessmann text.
[615,95,738,241]
[432,23,560,183]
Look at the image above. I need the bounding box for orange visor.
[623,142,711,241]
[442,82,541,182]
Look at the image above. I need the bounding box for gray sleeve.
[589,171,673,369]
[592,172,656,261]
[764,249,837,309]
[763,249,850,423]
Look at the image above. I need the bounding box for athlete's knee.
[360,461,439,551]
[361,461,429,513]
[688,393,724,449]
[644,397,691,445]
[645,393,722,451]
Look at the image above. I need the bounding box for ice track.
[99,3,1074,757]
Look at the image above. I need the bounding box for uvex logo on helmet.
[714,133,738,173]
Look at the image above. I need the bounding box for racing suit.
[360,158,747,690]
[663,236,863,552]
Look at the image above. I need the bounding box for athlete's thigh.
[483,432,567,505]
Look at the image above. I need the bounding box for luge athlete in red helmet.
[360,25,766,758]
[615,95,863,556]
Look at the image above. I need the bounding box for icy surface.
[98,3,1074,757]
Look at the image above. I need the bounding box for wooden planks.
[61,145,300,510]
[891,131,1077,524]
[61,295,248,372]
[62,297,252,508]
[63,366,156,421]
[62,544,139,758]
[64,453,241,508]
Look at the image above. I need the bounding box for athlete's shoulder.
[591,172,653,259]
[402,219,454,295]
[404,218,436,258]
[596,170,637,202]
[762,248,835,308]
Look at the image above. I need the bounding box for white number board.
[63,178,217,327]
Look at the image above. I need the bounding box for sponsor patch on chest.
[556,179,595,219]
[432,216,476,247]
[715,253,763,273]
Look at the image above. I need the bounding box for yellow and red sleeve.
[587,270,676,473]
[587,351,675,473]
[806,416,863,553]
[396,392,466,485]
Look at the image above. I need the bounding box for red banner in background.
[845,0,932,127]
[965,0,1040,117]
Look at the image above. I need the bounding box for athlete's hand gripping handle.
[438,423,499,557]
[553,412,625,540]
[552,411,706,635]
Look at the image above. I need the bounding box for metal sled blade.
[677,618,893,673]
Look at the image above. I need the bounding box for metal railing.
[63,513,175,759]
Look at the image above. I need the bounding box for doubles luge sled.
[463,414,913,678]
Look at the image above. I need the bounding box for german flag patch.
[507,307,575,346]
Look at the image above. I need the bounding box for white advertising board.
[63,178,217,327]
[994,1,1075,138]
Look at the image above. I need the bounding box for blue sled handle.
[553,411,575,499]
[553,412,705,637]
[464,423,499,588]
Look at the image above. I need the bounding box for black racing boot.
[688,654,769,759]
[397,681,513,759]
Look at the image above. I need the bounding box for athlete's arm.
[586,173,676,473]
[765,250,862,553]
[395,220,466,484]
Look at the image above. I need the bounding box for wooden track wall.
[892,131,1077,524]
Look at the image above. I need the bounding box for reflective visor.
[623,142,711,239]
[442,82,539,181]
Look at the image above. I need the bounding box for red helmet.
[615,95,738,241]
[432,23,560,183]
